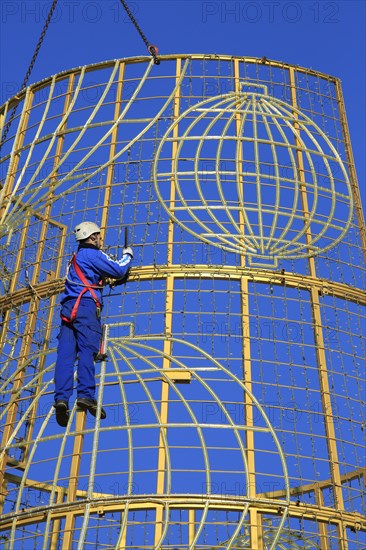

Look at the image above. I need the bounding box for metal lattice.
[0,54,365,549]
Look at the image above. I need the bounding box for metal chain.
[20,0,59,91]
[0,0,59,151]
[0,0,159,152]
[119,0,160,65]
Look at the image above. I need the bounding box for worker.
[54,221,133,427]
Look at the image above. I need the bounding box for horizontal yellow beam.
[1,264,365,314]
[6,466,365,510]
[0,494,364,533]
[0,55,339,113]
[259,467,365,499]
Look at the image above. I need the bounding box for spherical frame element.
[153,86,353,262]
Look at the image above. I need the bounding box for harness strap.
[61,254,102,324]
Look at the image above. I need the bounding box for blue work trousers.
[54,298,102,403]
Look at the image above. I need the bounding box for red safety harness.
[61,254,103,324]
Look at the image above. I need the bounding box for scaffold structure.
[0,54,365,549]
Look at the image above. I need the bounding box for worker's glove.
[123,246,133,258]
[109,276,127,288]
[107,268,130,288]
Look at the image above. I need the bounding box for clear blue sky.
[1,0,365,207]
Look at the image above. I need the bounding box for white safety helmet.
[74,221,101,241]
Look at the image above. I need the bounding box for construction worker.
[54,221,133,427]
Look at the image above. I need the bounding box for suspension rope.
[119,0,160,65]
[0,0,59,151]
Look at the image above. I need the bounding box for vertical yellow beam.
[0,299,40,500]
[234,58,248,266]
[0,107,5,138]
[0,91,38,496]
[0,89,34,354]
[62,411,86,550]
[0,214,30,349]
[314,483,329,550]
[241,274,259,549]
[0,213,31,510]
[335,79,366,262]
[289,66,345,542]
[234,59,259,548]
[0,88,33,224]
[188,508,195,546]
[334,520,349,550]
[310,287,344,510]
[49,486,67,550]
[100,62,125,237]
[256,512,264,548]
[154,58,182,548]
[289,68,316,278]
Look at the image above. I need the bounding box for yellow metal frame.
[0,54,365,549]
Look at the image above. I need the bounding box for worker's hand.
[123,246,133,258]
[109,269,130,288]
[107,278,118,289]
[106,276,124,288]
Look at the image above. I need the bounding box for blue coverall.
[54,243,132,403]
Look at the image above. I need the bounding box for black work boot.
[76,398,106,419]
[54,400,69,427]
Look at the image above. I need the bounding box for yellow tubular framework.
[0,54,364,549]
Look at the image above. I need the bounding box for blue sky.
[1,0,365,206]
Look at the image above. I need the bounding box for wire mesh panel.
[0,54,365,549]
